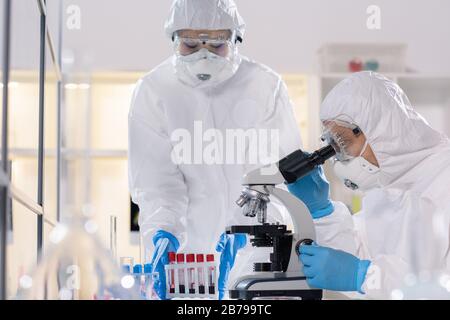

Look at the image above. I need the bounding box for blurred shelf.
[10,148,128,159]
[318,43,408,74]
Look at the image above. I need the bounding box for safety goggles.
[321,119,363,161]
[173,32,237,57]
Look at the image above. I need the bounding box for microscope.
[227,145,336,300]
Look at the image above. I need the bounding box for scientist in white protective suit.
[128,0,303,299]
[289,71,450,299]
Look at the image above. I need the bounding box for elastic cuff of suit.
[311,201,335,219]
[356,260,371,294]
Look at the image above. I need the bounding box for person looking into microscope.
[289,72,450,298]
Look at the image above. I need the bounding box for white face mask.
[174,48,241,88]
[333,140,381,191]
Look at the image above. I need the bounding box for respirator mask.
[321,120,380,191]
[173,31,241,88]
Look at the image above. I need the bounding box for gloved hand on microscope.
[288,166,370,294]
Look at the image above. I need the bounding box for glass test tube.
[143,263,154,300]
[132,264,144,298]
[176,253,186,294]
[196,254,205,294]
[186,254,196,294]
[206,254,216,295]
[120,256,134,273]
[168,252,176,294]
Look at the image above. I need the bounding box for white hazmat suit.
[128,0,302,287]
[317,72,450,299]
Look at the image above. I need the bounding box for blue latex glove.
[287,165,334,219]
[216,233,247,300]
[299,244,371,293]
[151,230,180,300]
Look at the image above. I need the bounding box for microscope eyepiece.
[278,145,336,184]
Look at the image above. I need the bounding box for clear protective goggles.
[173,31,237,58]
[321,119,363,161]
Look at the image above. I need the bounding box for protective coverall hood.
[320,71,449,188]
[165,0,246,40]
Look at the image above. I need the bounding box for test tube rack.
[165,261,218,299]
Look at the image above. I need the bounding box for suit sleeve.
[128,79,189,250]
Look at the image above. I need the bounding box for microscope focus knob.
[295,239,314,256]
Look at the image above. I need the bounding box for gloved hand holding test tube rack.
[165,253,218,299]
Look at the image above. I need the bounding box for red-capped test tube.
[186,254,196,294]
[176,253,186,294]
[168,252,176,294]
[206,254,216,295]
[196,254,205,294]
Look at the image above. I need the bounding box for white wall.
[27,0,449,74]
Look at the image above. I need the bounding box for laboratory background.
[1,0,450,300]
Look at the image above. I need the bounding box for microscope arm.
[270,187,316,272]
